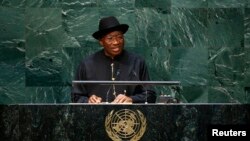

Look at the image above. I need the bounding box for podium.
[1,104,249,141]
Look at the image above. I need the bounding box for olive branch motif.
[105,109,147,141]
[130,110,147,141]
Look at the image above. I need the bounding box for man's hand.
[112,94,132,104]
[88,95,102,103]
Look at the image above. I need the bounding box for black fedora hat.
[92,16,129,40]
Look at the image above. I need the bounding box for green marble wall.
[0,0,250,104]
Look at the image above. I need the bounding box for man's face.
[99,31,124,58]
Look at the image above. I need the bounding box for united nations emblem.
[105,109,146,141]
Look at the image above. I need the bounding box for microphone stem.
[111,63,116,97]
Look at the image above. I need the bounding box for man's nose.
[112,38,119,44]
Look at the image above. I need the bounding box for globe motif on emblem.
[105,109,146,141]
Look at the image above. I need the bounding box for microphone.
[106,85,112,103]
[131,70,149,104]
[116,69,120,78]
[111,63,116,98]
[132,70,139,80]
[106,63,120,103]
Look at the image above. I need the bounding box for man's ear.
[99,40,104,47]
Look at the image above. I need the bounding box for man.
[71,16,156,103]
